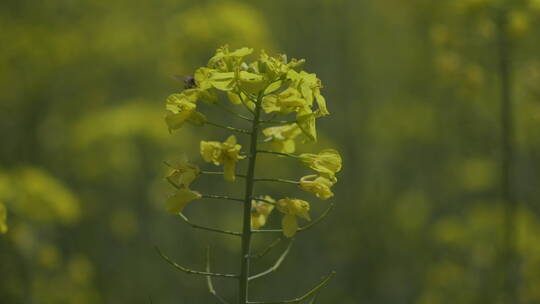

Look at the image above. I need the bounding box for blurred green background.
[1,0,540,303]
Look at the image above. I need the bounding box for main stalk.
[239,93,262,303]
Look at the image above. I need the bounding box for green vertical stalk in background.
[496,8,518,304]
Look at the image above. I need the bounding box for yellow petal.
[276,198,311,220]
[299,149,342,179]
[224,135,237,146]
[227,91,243,105]
[263,124,302,153]
[250,196,275,229]
[200,141,222,165]
[299,175,335,200]
[166,189,201,214]
[165,95,197,131]
[296,108,317,142]
[262,95,279,113]
[167,162,200,188]
[282,214,298,238]
[207,72,235,91]
[223,160,236,181]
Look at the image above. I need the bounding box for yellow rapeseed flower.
[299,175,335,200]
[251,196,275,229]
[200,135,245,181]
[276,198,311,237]
[287,69,329,116]
[166,188,202,214]
[299,149,342,180]
[257,50,305,80]
[262,87,307,114]
[167,161,200,188]
[262,123,302,153]
[208,45,253,72]
[165,91,207,132]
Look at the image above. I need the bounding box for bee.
[173,75,196,89]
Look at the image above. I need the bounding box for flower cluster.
[200,135,245,181]
[164,45,342,238]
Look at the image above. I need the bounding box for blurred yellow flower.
[68,254,95,284]
[262,123,302,153]
[167,161,200,188]
[299,149,342,180]
[276,198,311,237]
[200,135,245,181]
[532,0,540,10]
[38,244,61,269]
[299,174,335,200]
[508,10,529,37]
[251,196,275,229]
[0,202,7,234]
[166,188,202,214]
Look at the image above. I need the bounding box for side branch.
[251,197,277,206]
[201,194,244,202]
[206,246,232,304]
[177,212,242,236]
[248,240,294,281]
[256,150,299,159]
[260,120,296,125]
[156,247,239,279]
[166,178,243,204]
[252,237,283,259]
[201,171,247,179]
[253,203,335,234]
[247,271,336,304]
[215,102,253,122]
[253,178,299,185]
[206,121,252,135]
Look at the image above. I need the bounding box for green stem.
[248,240,293,281]
[215,102,253,122]
[256,150,300,159]
[251,237,283,259]
[156,247,239,278]
[251,197,276,206]
[202,194,244,202]
[206,121,251,134]
[253,178,299,185]
[239,92,263,303]
[201,171,247,179]
[177,212,242,236]
[260,120,296,125]
[247,271,335,304]
[206,247,232,304]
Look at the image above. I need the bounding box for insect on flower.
[173,75,197,89]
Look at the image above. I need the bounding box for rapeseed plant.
[158,45,342,304]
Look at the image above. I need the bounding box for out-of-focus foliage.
[0,0,539,303]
